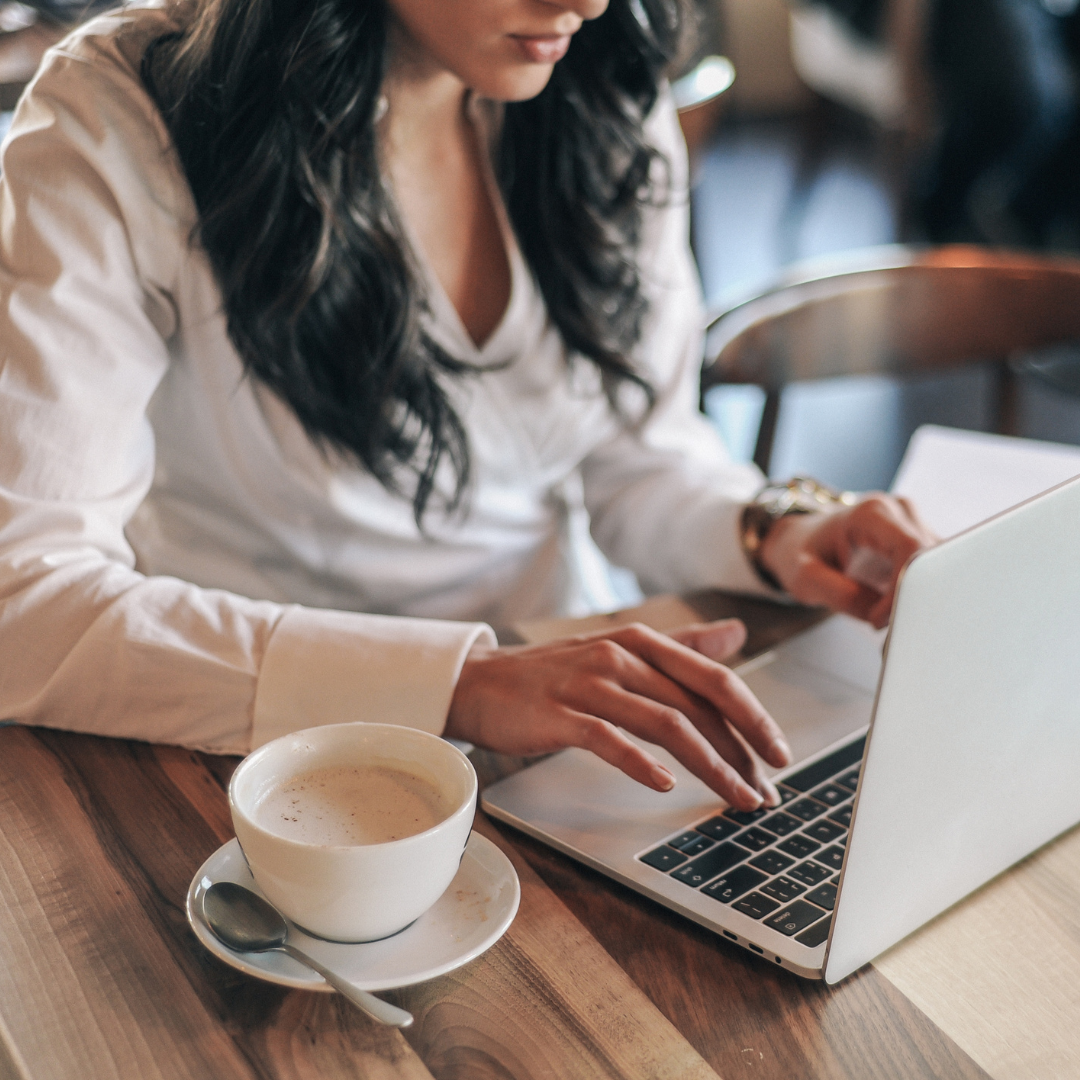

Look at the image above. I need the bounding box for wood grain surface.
[388,813,719,1080]
[0,573,1047,1080]
[0,727,434,1080]
[483,821,992,1080]
[0,725,718,1080]
[876,820,1080,1080]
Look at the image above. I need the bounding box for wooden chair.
[702,244,1080,472]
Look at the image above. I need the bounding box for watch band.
[740,477,857,590]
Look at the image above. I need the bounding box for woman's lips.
[510,35,572,64]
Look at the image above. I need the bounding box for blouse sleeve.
[580,90,770,596]
[0,20,492,754]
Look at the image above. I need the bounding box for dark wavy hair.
[143,0,683,522]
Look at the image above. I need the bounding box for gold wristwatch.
[740,477,857,590]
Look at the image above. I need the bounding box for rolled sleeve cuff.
[673,496,781,598]
[251,605,496,750]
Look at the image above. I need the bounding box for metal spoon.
[202,881,413,1028]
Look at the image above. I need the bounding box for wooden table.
[0,591,1073,1080]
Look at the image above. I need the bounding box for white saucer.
[186,832,520,991]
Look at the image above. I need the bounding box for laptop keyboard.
[637,737,865,949]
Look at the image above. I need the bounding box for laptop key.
[835,768,861,793]
[671,842,748,886]
[804,819,846,844]
[723,806,768,826]
[732,892,780,920]
[761,875,806,903]
[734,827,775,852]
[764,899,827,936]
[814,845,846,872]
[676,834,715,857]
[788,860,832,886]
[777,785,799,803]
[669,830,705,850]
[749,850,794,875]
[778,834,821,858]
[805,881,838,911]
[640,846,688,871]
[702,865,768,903]
[829,806,854,828]
[695,816,741,842]
[795,914,833,948]
[786,798,828,822]
[759,811,801,837]
[781,737,866,792]
[811,783,850,808]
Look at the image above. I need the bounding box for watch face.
[758,477,847,517]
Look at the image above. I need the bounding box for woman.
[0,0,930,812]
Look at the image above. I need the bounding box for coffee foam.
[253,763,450,846]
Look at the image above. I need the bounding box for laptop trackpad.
[741,652,874,771]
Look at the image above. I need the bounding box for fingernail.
[654,767,676,791]
[740,785,763,810]
[772,737,791,764]
[761,779,781,807]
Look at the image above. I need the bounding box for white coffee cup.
[229,722,477,942]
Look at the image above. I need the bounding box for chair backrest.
[703,245,1080,391]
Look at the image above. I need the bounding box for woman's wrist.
[755,512,822,589]
[740,477,855,590]
[445,639,499,743]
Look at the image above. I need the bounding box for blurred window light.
[703,384,766,464]
[0,1,36,31]
[672,56,736,111]
[1041,0,1078,16]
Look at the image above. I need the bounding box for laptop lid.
[825,474,1080,982]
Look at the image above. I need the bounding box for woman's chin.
[468,64,558,103]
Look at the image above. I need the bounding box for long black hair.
[143,0,683,522]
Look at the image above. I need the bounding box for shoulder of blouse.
[9,3,188,178]
[1,4,200,292]
[28,3,180,117]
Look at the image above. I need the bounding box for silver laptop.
[482,472,1080,982]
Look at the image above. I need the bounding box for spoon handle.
[281,943,414,1028]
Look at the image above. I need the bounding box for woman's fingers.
[821,497,936,624]
[591,675,778,808]
[787,553,889,626]
[845,500,921,569]
[445,623,787,808]
[895,494,938,542]
[448,493,935,809]
[667,618,747,662]
[760,494,937,627]
[562,710,677,792]
[600,623,791,770]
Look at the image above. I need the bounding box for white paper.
[891,425,1080,538]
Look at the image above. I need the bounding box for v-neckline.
[396,95,522,362]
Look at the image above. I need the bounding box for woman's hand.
[445,619,790,810]
[758,494,937,629]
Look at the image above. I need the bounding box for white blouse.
[0,6,766,755]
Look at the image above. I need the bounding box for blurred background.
[2,0,1080,495]
[679,0,1080,491]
